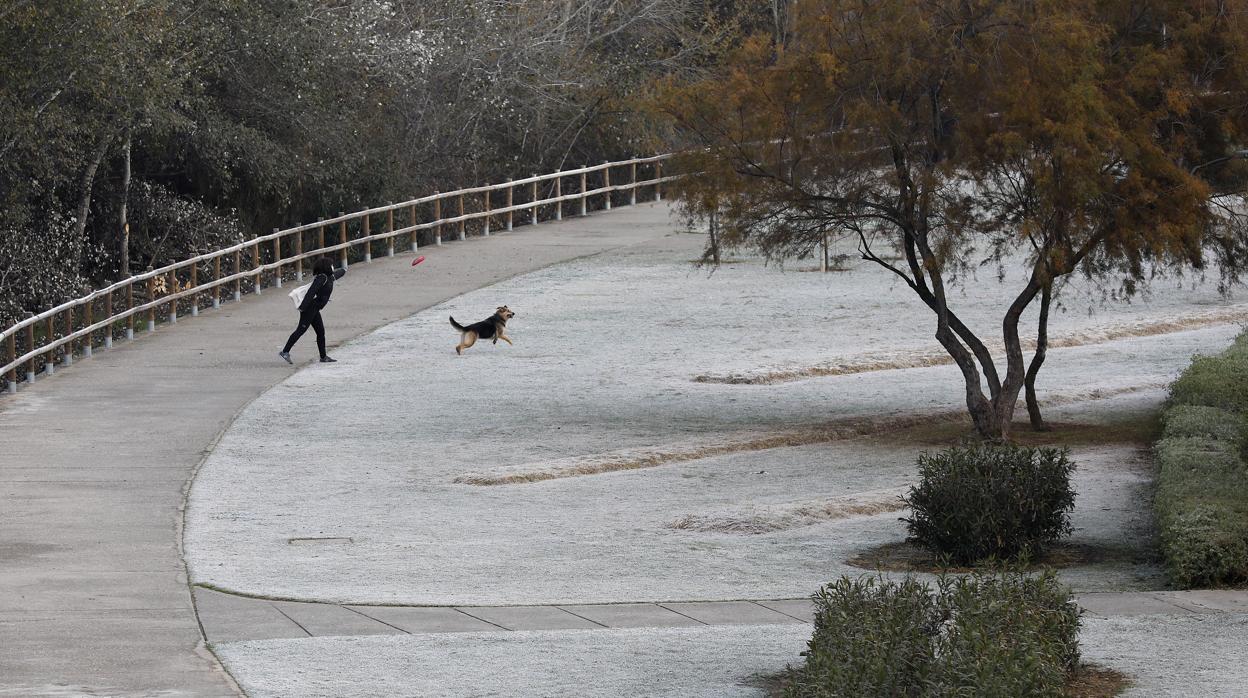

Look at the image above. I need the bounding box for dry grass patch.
[667,488,907,534]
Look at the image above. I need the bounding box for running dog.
[449,306,515,354]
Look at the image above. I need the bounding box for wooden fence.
[1,155,673,394]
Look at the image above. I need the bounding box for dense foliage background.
[0,0,774,325]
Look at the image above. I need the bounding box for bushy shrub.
[902,445,1076,564]
[936,573,1080,697]
[1167,351,1248,413]
[1155,330,1248,588]
[1161,405,1247,444]
[785,571,1080,698]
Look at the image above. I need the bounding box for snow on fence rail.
[1,154,675,394]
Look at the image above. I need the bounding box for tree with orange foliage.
[655,0,1248,439]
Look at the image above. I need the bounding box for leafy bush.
[1161,405,1247,444]
[902,445,1076,564]
[1155,330,1248,588]
[785,571,1080,698]
[1167,349,1248,413]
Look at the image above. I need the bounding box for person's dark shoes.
[278,351,292,365]
[319,355,337,363]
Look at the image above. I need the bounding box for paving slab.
[755,599,816,623]
[194,587,308,643]
[557,603,705,628]
[346,606,501,634]
[0,202,676,696]
[457,605,606,631]
[661,601,804,625]
[1077,591,1204,618]
[269,601,405,637]
[1162,590,1248,614]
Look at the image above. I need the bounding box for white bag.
[289,283,311,308]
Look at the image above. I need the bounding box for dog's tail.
[449,316,467,331]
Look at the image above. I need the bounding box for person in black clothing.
[279,256,345,364]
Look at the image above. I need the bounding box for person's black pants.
[283,309,326,357]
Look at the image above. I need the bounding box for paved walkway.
[193,587,1248,643]
[0,203,677,697]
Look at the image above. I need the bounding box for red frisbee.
[411,255,426,266]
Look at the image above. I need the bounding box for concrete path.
[0,203,678,697]
[194,587,1248,643]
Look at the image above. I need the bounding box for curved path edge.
[0,203,677,697]
[193,585,1248,643]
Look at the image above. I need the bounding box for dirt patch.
[453,414,964,486]
[894,416,1160,450]
[694,306,1248,385]
[748,665,1128,697]
[1065,664,1132,697]
[667,488,908,534]
[847,540,1151,574]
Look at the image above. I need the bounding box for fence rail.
[2,154,675,393]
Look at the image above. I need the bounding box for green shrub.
[902,445,1076,564]
[786,576,939,697]
[1161,405,1247,444]
[1155,330,1248,588]
[785,571,1080,698]
[1168,352,1248,413]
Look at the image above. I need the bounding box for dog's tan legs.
[456,332,478,354]
[498,335,513,346]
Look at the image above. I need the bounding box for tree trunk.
[1025,283,1052,431]
[118,130,132,278]
[71,132,114,275]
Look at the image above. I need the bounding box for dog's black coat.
[449,313,506,339]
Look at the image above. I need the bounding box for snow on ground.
[185,231,1245,604]
[211,613,1248,698]
[1081,614,1248,697]
[214,625,812,698]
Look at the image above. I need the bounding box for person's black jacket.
[299,268,346,312]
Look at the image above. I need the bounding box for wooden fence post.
[457,194,465,241]
[273,230,282,287]
[44,315,55,375]
[655,161,663,201]
[339,214,349,267]
[167,269,178,323]
[27,322,36,382]
[483,190,491,236]
[146,271,156,332]
[630,161,637,205]
[409,204,418,251]
[84,298,93,357]
[252,235,262,295]
[434,194,442,245]
[233,251,241,302]
[127,279,136,338]
[6,329,16,393]
[555,173,563,221]
[603,162,611,210]
[386,206,395,256]
[295,232,304,281]
[506,180,514,231]
[580,168,588,216]
[190,263,199,316]
[318,224,326,255]
[213,256,221,308]
[63,308,73,365]
[531,176,541,224]
[362,213,371,262]
[104,290,113,348]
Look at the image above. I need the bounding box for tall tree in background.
[657,0,1248,439]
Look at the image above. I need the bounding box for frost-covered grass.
[185,232,1245,605]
